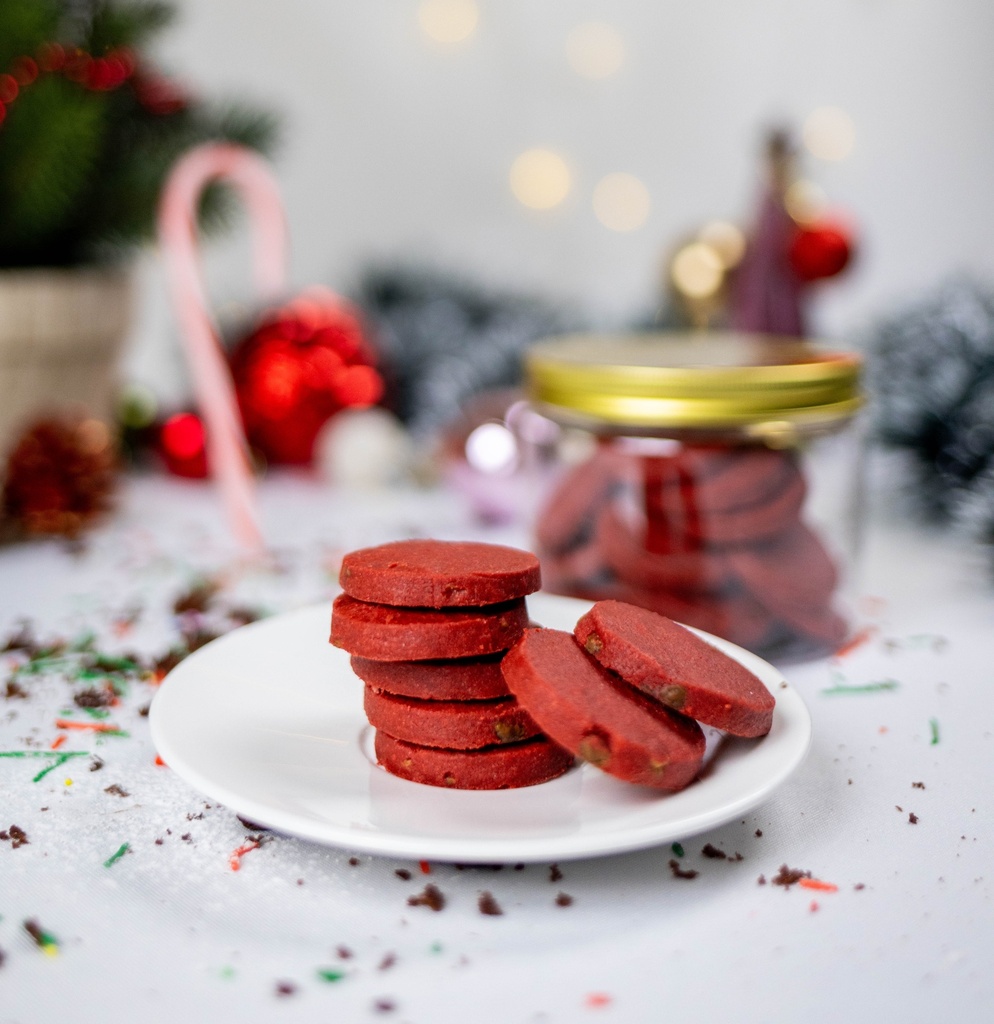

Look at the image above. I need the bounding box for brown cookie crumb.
[549,863,563,882]
[337,945,353,960]
[555,892,574,907]
[104,784,129,798]
[701,843,726,859]
[771,864,812,888]
[274,981,296,997]
[394,869,412,881]
[909,812,919,824]
[668,859,698,880]
[374,998,396,1013]
[755,829,763,837]
[74,687,114,708]
[378,953,397,971]
[478,891,503,916]
[757,874,766,885]
[348,857,360,866]
[407,883,445,911]
[1,825,28,848]
[5,681,28,699]
[89,756,104,772]
[912,781,925,789]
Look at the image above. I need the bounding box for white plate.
[150,594,811,863]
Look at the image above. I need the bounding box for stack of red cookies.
[538,444,846,654]
[330,539,574,790]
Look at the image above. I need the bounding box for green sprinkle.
[103,843,130,868]
[219,966,236,980]
[317,968,346,983]
[0,751,91,781]
[82,707,111,719]
[929,717,940,745]
[671,842,685,858]
[429,942,443,954]
[822,679,900,696]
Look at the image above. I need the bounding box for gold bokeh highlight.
[592,173,651,232]
[803,106,855,162]
[418,0,479,45]
[671,242,724,299]
[565,21,626,80]
[697,220,746,268]
[510,149,572,210]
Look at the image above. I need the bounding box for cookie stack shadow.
[330,540,574,789]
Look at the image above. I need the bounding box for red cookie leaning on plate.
[573,600,775,738]
[374,731,575,790]
[330,594,529,661]
[339,539,541,608]
[363,687,541,749]
[501,627,706,792]
[350,652,510,701]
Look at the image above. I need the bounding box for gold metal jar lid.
[525,331,863,432]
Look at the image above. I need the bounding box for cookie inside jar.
[519,332,865,661]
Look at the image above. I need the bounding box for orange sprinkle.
[585,993,613,1009]
[54,719,121,733]
[834,626,877,659]
[229,840,261,871]
[154,754,167,767]
[50,734,67,750]
[419,860,431,874]
[798,878,838,893]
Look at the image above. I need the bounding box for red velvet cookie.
[350,652,510,701]
[535,445,628,555]
[339,539,540,608]
[595,505,729,593]
[683,470,807,546]
[330,594,528,661]
[574,600,775,738]
[364,687,541,749]
[374,731,575,790]
[501,628,706,791]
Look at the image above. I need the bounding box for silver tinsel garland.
[869,276,994,550]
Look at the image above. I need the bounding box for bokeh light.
[510,148,572,210]
[803,106,855,162]
[784,179,829,224]
[418,0,479,45]
[592,173,651,232]
[465,422,518,474]
[697,220,746,268]
[565,21,626,79]
[671,242,724,299]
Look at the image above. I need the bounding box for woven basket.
[0,266,133,464]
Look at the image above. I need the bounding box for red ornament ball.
[2,416,117,538]
[789,223,854,282]
[229,291,385,465]
[159,412,209,479]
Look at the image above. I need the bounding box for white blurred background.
[128,0,994,400]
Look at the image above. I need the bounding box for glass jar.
[514,332,865,661]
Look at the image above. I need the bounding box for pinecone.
[2,415,117,538]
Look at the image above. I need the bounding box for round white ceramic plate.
[150,593,811,863]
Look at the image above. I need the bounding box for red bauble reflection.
[788,223,854,282]
[159,412,208,478]
[228,292,384,465]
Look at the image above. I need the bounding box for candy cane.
[158,143,289,552]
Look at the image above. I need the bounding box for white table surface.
[1,463,992,1024]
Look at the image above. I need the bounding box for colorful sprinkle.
[798,877,838,893]
[54,719,128,737]
[23,919,59,956]
[821,679,900,696]
[671,842,685,857]
[229,840,261,871]
[929,718,940,745]
[154,754,167,767]
[103,842,130,868]
[317,968,346,983]
[833,626,877,658]
[50,734,67,750]
[585,992,613,1009]
[419,860,431,874]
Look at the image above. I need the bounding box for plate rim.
[150,595,812,863]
